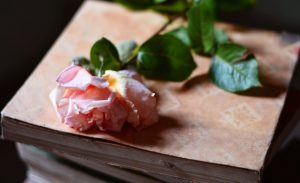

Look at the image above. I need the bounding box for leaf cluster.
[75,0,260,92]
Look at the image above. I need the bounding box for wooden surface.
[1,0,299,175]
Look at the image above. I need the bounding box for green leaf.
[72,57,90,68]
[214,28,229,45]
[152,0,189,14]
[115,0,155,10]
[216,43,247,61]
[216,0,256,12]
[137,34,196,81]
[209,43,261,92]
[187,0,216,54]
[90,38,121,76]
[117,40,139,65]
[154,0,167,3]
[166,26,191,47]
[115,0,188,13]
[72,57,90,67]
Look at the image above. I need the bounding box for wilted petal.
[95,98,128,132]
[56,65,108,90]
[104,70,158,129]
[56,65,81,84]
[123,78,158,128]
[72,92,115,113]
[65,112,94,131]
[118,69,142,82]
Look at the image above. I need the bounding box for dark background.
[1,0,300,182]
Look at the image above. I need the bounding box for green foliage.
[137,35,196,81]
[90,38,121,76]
[115,0,155,10]
[187,0,216,54]
[115,0,188,13]
[117,40,139,65]
[214,28,229,45]
[166,26,191,47]
[72,0,260,93]
[151,0,189,14]
[209,43,261,92]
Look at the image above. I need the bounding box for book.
[17,143,167,183]
[18,144,109,183]
[1,1,300,182]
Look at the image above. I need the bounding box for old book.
[1,1,300,182]
[18,143,191,183]
[18,144,109,183]
[17,143,166,183]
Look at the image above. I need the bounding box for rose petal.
[124,78,158,128]
[72,92,116,113]
[91,77,109,88]
[95,98,128,132]
[65,112,95,131]
[104,70,158,129]
[118,70,142,82]
[56,65,108,90]
[56,65,81,84]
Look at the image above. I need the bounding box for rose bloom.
[50,65,158,132]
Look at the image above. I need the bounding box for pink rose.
[50,65,158,132]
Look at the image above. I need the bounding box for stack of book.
[18,143,177,183]
[2,1,300,182]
